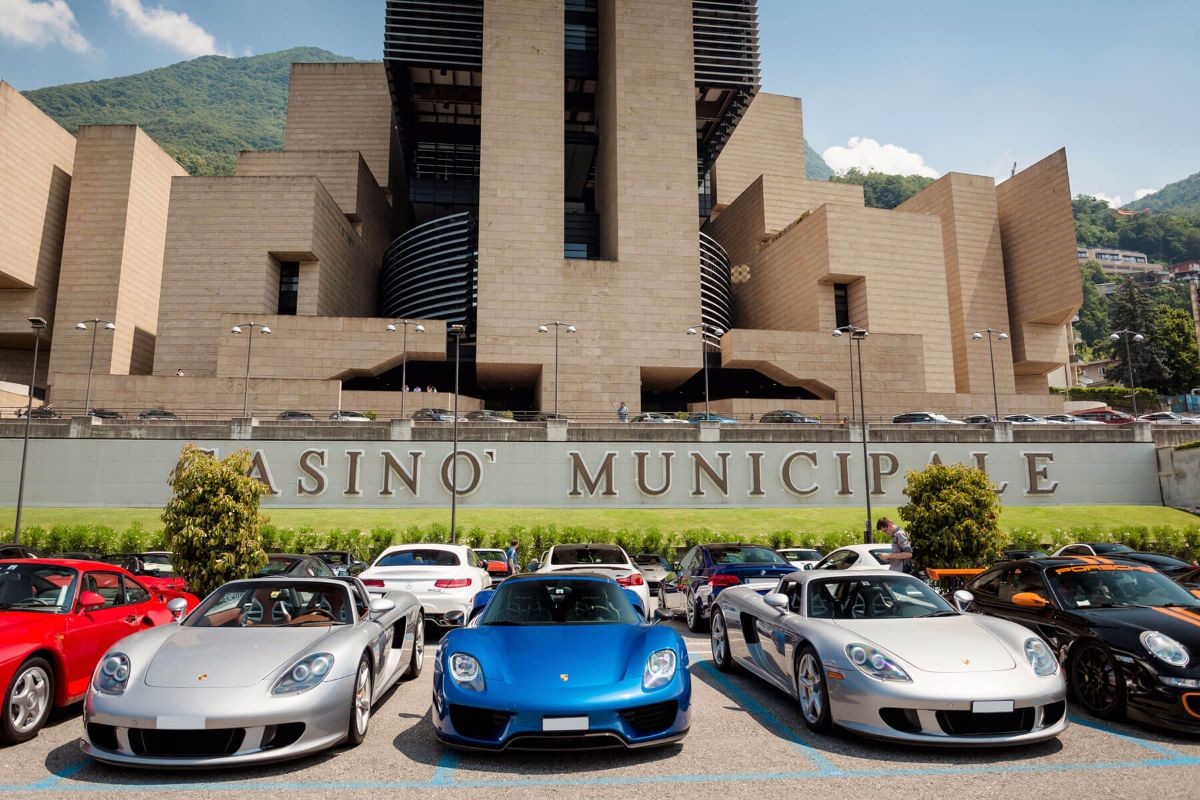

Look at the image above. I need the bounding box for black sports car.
[959,556,1200,732]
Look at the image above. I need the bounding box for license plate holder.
[542,716,588,732]
[156,715,205,729]
[972,700,1015,714]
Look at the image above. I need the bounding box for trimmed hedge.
[10,521,1200,567]
[1050,385,1159,413]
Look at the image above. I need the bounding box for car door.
[663,547,698,612]
[814,549,859,571]
[755,579,800,684]
[970,565,1064,646]
[464,548,489,589]
[61,570,140,699]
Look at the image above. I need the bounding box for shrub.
[161,444,268,597]
[363,410,379,421]
[900,464,1005,571]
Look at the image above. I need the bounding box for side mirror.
[952,589,975,612]
[525,561,539,572]
[763,592,789,612]
[166,596,189,621]
[369,598,396,614]
[79,591,106,610]
[1011,592,1049,609]
[803,563,813,570]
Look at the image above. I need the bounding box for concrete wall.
[1157,446,1200,511]
[711,92,806,210]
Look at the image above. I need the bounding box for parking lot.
[5,619,1200,800]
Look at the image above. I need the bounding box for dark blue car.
[658,543,797,632]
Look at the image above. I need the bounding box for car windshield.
[808,576,954,619]
[634,555,667,567]
[782,550,822,560]
[480,578,641,625]
[1092,543,1133,555]
[0,563,78,613]
[187,582,354,627]
[317,552,350,565]
[710,546,788,565]
[375,549,460,567]
[1047,564,1200,609]
[550,545,627,565]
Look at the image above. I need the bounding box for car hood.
[144,627,330,688]
[462,624,647,687]
[1070,605,1200,650]
[835,616,1015,673]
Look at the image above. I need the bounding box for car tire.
[1070,641,1126,720]
[795,645,833,733]
[710,608,736,672]
[1,656,54,745]
[685,590,708,633]
[347,654,372,746]
[404,614,425,679]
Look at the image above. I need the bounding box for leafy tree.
[829,168,935,209]
[1076,261,1111,350]
[1125,170,1200,216]
[162,445,268,597]
[1106,278,1172,393]
[899,464,1004,571]
[1153,306,1200,395]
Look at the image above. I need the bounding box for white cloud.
[1092,192,1123,208]
[1133,187,1157,201]
[0,0,91,53]
[107,0,228,57]
[821,136,940,179]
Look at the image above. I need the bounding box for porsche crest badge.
[560,673,569,682]
[197,673,208,681]
[962,659,971,666]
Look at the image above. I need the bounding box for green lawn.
[2,505,1195,537]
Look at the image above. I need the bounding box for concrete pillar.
[545,418,568,442]
[231,417,257,439]
[390,419,413,441]
[698,421,721,442]
[68,415,99,437]
[992,421,1014,443]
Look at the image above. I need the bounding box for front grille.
[879,708,922,734]
[86,723,118,750]
[1041,700,1067,727]
[449,704,512,741]
[506,732,625,750]
[128,727,245,757]
[619,701,678,737]
[261,722,305,750]
[936,708,1035,736]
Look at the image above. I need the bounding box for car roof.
[794,568,910,584]
[379,543,466,554]
[500,572,617,584]
[1,557,131,573]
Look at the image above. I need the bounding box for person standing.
[505,539,520,575]
[876,517,913,572]
[617,401,629,423]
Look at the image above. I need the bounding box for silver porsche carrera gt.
[710,570,1068,745]
[82,577,424,767]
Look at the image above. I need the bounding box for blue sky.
[1,0,1196,207]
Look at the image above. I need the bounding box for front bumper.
[81,675,355,768]
[1116,655,1200,733]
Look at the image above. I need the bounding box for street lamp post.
[686,323,725,418]
[447,323,466,544]
[385,319,425,419]
[75,318,115,416]
[1110,329,1146,416]
[13,317,48,543]
[834,326,872,544]
[537,321,575,418]
[970,328,1009,422]
[230,322,272,418]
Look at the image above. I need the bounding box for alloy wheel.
[1073,646,1119,714]
[354,661,372,735]
[8,664,50,735]
[797,653,823,724]
[711,611,727,663]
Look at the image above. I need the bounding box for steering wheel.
[16,597,56,607]
[291,607,337,624]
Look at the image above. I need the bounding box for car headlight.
[643,649,677,690]
[1141,631,1190,668]
[845,643,910,682]
[272,653,334,695]
[449,652,485,691]
[93,653,131,695]
[1024,638,1058,676]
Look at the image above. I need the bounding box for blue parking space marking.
[1066,713,1190,758]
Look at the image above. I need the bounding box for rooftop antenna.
[1011,161,1017,178]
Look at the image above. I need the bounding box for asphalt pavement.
[4,616,1199,799]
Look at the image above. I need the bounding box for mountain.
[23,47,357,176]
[1123,170,1200,216]
[805,141,833,180]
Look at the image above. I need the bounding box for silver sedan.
[82,577,424,767]
[709,569,1068,746]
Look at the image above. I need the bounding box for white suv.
[534,544,651,618]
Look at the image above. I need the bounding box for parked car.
[630,412,688,424]
[18,406,58,419]
[1043,413,1103,425]
[0,558,198,744]
[87,409,122,420]
[1072,408,1135,425]
[532,544,650,619]
[811,544,894,571]
[891,411,963,424]
[52,551,104,562]
[658,543,797,632]
[100,552,189,594]
[712,570,1067,745]
[534,412,571,423]
[1004,414,1050,425]
[434,574,690,750]
[328,410,371,422]
[758,410,820,424]
[471,548,515,586]
[776,548,824,570]
[310,550,368,577]
[137,409,179,420]
[1050,543,1135,558]
[82,576,424,766]
[0,545,45,559]
[411,408,466,422]
[1139,411,1200,425]
[960,556,1200,732]
[632,553,673,591]
[359,544,490,628]
[963,414,996,424]
[255,553,336,578]
[1176,567,1200,593]
[686,412,739,425]
[464,409,516,423]
[997,549,1050,562]
[1111,552,1195,579]
[277,410,315,421]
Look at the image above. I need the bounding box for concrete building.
[1,0,1083,421]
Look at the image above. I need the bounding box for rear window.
[259,558,296,575]
[550,546,627,565]
[783,550,822,560]
[709,546,787,565]
[375,549,460,567]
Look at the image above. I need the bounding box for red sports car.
[0,559,198,744]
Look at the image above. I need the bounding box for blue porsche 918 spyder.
[432,573,691,750]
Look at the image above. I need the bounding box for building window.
[834,283,850,329]
[1077,250,1088,259]
[278,262,299,315]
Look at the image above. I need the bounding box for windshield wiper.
[918,610,959,618]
